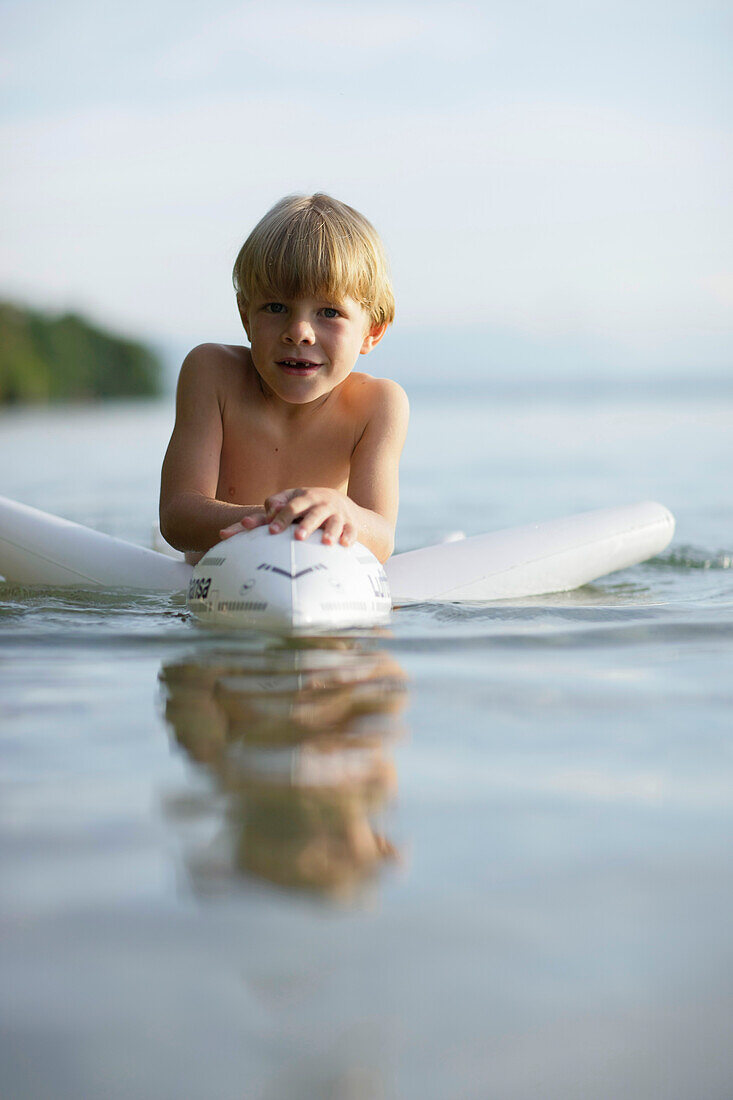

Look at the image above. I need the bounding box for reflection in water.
[160,641,408,902]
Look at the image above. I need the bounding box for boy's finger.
[321,515,343,545]
[219,522,243,539]
[265,489,302,517]
[268,496,312,531]
[220,512,268,539]
[268,511,295,532]
[339,522,357,547]
[292,505,331,540]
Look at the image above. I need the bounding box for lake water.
[1,377,732,1099]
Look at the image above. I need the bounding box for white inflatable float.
[187,526,392,631]
[0,495,675,631]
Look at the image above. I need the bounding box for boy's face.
[240,294,385,405]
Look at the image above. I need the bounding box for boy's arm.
[224,379,409,562]
[344,378,410,560]
[159,347,265,552]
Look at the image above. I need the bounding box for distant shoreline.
[0,301,162,405]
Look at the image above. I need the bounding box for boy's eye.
[322,307,340,319]
[263,302,286,314]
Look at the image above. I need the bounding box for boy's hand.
[220,488,358,547]
[219,507,267,541]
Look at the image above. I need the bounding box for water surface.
[2,381,732,1099]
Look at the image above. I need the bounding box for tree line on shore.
[0,301,162,404]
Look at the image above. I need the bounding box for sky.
[1,0,731,380]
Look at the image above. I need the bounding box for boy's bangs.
[249,221,372,310]
[234,194,395,326]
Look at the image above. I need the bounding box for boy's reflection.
[160,642,407,901]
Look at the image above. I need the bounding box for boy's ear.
[237,296,251,338]
[360,322,388,355]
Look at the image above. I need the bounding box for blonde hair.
[233,193,395,328]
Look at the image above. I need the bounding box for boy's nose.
[283,318,315,344]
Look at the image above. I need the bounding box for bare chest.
[216,402,356,504]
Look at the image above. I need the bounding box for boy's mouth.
[277,359,322,375]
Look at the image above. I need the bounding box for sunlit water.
[1,379,732,1100]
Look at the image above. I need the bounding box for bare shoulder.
[177,342,251,389]
[344,372,410,422]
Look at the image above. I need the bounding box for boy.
[159,193,408,564]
